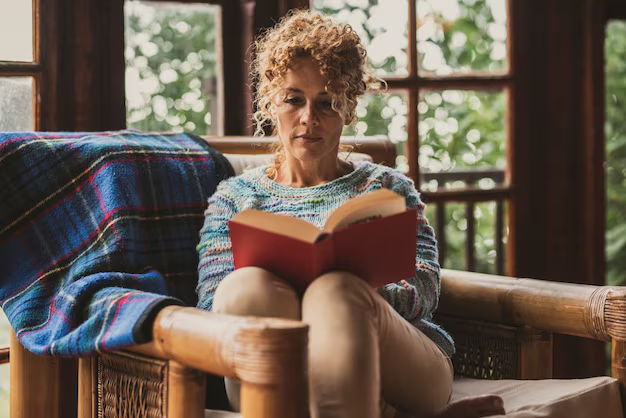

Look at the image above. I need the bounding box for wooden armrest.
[128,306,308,386]
[201,135,397,167]
[439,269,626,342]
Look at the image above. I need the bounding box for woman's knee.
[212,267,300,319]
[302,271,377,317]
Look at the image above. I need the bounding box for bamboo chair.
[7,136,626,417]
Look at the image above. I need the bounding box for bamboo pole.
[440,269,626,341]
[129,307,309,418]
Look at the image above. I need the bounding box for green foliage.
[418,90,505,171]
[605,21,626,286]
[314,0,408,76]
[125,3,218,134]
[421,0,507,74]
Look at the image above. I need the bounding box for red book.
[229,189,417,291]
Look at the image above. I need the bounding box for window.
[124,1,223,135]
[0,0,38,132]
[314,0,510,274]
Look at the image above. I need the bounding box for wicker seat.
[8,137,626,417]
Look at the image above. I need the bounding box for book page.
[323,189,406,232]
[230,209,322,243]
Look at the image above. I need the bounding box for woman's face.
[274,57,345,165]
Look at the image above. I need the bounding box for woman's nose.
[300,103,320,127]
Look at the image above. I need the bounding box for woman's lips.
[295,135,322,142]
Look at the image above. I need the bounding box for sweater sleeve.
[196,181,238,311]
[376,171,441,322]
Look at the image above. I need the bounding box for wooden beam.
[509,0,606,379]
[0,347,8,364]
[222,1,250,135]
[607,0,626,19]
[39,0,125,131]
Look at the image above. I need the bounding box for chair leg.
[240,382,309,418]
[77,357,97,418]
[167,360,207,418]
[9,330,78,418]
[519,327,553,379]
[611,339,626,417]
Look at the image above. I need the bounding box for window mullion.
[0,63,42,73]
[408,0,417,78]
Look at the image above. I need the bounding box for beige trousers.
[212,267,453,418]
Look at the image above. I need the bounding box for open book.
[229,189,417,290]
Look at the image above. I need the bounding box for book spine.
[312,235,335,279]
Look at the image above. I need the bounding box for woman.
[197,10,504,418]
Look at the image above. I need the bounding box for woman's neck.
[274,158,353,188]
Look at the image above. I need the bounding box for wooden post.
[9,330,78,418]
[611,339,626,418]
[77,357,97,418]
[167,360,207,418]
[519,327,553,379]
[241,382,309,418]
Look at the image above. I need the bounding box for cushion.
[225,153,274,175]
[205,376,623,418]
[452,376,623,417]
[225,152,374,175]
[205,412,239,418]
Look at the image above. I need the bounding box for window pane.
[417,0,507,76]
[0,0,33,62]
[342,92,409,172]
[425,202,466,270]
[125,1,222,135]
[0,77,34,131]
[313,0,409,77]
[424,200,508,274]
[418,89,506,190]
[473,201,507,274]
[605,21,626,287]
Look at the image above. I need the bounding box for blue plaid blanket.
[0,131,233,356]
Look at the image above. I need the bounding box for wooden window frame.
[361,1,513,274]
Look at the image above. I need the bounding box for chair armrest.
[128,306,308,386]
[439,269,626,342]
[201,135,397,167]
[124,306,309,417]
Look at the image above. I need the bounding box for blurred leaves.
[417,0,507,75]
[418,90,505,174]
[605,21,626,286]
[125,2,219,134]
[314,0,409,76]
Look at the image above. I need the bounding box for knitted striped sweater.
[196,161,454,356]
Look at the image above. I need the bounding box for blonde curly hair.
[251,10,382,177]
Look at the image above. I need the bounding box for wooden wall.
[40,0,126,131]
[509,0,607,377]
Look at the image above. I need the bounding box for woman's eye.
[284,97,301,105]
[319,101,333,109]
